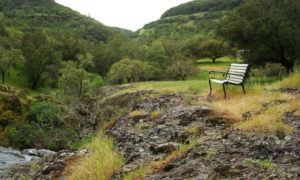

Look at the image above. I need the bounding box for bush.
[27,102,63,130]
[166,60,198,80]
[108,58,162,84]
[7,102,79,150]
[83,73,104,96]
[250,63,286,78]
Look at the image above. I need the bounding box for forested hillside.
[138,0,244,39]
[0,0,112,42]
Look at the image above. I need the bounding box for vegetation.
[108,58,161,84]
[21,30,60,90]
[67,132,124,180]
[218,0,300,72]
[199,39,234,63]
[139,0,244,39]
[161,0,244,18]
[0,0,300,179]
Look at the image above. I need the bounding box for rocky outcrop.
[143,113,300,180]
[105,93,300,179]
[107,93,223,178]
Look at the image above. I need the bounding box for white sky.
[55,0,191,31]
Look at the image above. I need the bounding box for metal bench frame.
[208,63,249,99]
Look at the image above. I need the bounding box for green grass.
[106,80,209,99]
[2,67,27,89]
[1,67,53,96]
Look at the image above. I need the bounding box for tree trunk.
[1,71,5,84]
[280,56,294,73]
[79,80,83,98]
[212,58,216,63]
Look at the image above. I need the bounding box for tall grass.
[67,132,123,180]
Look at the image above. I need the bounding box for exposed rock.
[150,143,180,154]
[272,88,300,94]
[107,93,217,178]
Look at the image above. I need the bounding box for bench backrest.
[225,63,249,84]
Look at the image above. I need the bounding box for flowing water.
[0,146,39,177]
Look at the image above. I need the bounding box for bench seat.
[208,63,249,98]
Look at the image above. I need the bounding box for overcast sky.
[55,0,191,31]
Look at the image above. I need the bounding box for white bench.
[209,63,249,98]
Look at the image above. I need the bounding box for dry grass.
[270,71,300,89]
[67,132,123,180]
[237,95,299,132]
[195,71,300,132]
[123,138,199,180]
[102,115,121,129]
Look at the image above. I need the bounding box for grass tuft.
[128,110,147,119]
[150,110,163,119]
[67,132,123,180]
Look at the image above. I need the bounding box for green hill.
[138,0,244,39]
[0,0,113,43]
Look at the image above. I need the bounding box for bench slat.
[229,66,248,70]
[229,70,247,74]
[231,63,248,67]
[228,75,243,79]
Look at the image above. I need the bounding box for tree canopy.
[217,0,300,72]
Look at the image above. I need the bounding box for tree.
[108,58,161,84]
[217,0,300,72]
[0,26,24,84]
[199,39,231,63]
[0,47,24,83]
[58,53,102,98]
[21,30,60,90]
[166,53,198,80]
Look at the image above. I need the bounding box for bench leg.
[241,84,246,94]
[223,83,227,99]
[209,79,212,95]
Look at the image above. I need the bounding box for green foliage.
[199,39,233,63]
[0,24,25,84]
[108,58,162,84]
[8,102,78,150]
[111,27,137,38]
[27,102,63,130]
[161,0,244,18]
[139,0,244,39]
[8,122,77,150]
[217,0,300,72]
[166,54,198,80]
[58,53,103,98]
[1,0,112,43]
[0,47,24,83]
[21,30,60,90]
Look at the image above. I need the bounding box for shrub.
[107,58,162,84]
[166,60,198,80]
[7,102,79,150]
[250,63,286,78]
[27,102,63,130]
